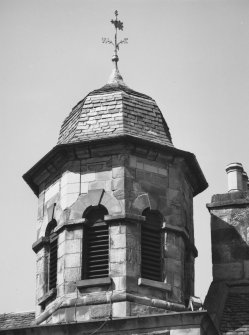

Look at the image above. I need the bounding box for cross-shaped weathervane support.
[102,10,128,65]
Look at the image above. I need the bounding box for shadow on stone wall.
[205,213,249,333]
[211,214,249,280]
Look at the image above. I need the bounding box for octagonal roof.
[57,77,173,147]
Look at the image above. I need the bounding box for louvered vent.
[141,210,162,282]
[49,232,58,290]
[83,206,109,279]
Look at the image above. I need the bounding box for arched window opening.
[45,220,58,291]
[82,206,109,279]
[141,209,163,282]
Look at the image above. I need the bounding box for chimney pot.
[225,162,244,192]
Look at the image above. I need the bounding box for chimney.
[225,162,244,192]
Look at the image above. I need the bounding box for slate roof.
[57,82,173,147]
[220,291,249,334]
[0,312,35,329]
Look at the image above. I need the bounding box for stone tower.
[23,13,207,326]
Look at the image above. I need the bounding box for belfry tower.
[23,12,208,325]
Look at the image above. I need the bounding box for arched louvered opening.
[141,209,163,282]
[45,220,58,291]
[82,206,109,279]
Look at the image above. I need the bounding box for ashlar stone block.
[90,304,111,319]
[64,267,81,282]
[112,166,124,179]
[109,223,126,235]
[112,276,126,291]
[66,228,83,240]
[110,248,126,263]
[61,183,80,195]
[112,301,130,318]
[61,171,80,187]
[45,181,60,203]
[80,182,88,194]
[110,234,126,248]
[60,192,79,210]
[64,253,81,268]
[65,238,81,254]
[81,172,95,182]
[88,181,106,191]
[51,308,66,324]
[76,306,91,322]
[64,281,77,293]
[110,262,126,277]
[169,167,181,190]
[65,307,76,323]
[111,177,124,191]
[95,170,112,180]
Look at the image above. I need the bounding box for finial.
[102,10,128,69]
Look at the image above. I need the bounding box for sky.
[0,0,249,313]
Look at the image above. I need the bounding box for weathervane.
[102,10,128,66]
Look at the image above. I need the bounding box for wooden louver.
[49,232,58,290]
[141,211,162,282]
[83,220,109,279]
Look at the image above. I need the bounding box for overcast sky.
[0,0,249,313]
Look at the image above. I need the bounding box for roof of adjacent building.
[0,312,35,329]
[220,291,249,334]
[57,79,173,148]
[205,282,249,335]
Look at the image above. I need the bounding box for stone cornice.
[34,290,187,326]
[23,136,208,197]
[207,198,249,210]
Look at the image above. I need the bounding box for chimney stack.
[225,162,244,193]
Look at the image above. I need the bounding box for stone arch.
[69,189,123,220]
[100,192,122,215]
[40,202,61,237]
[131,193,158,215]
